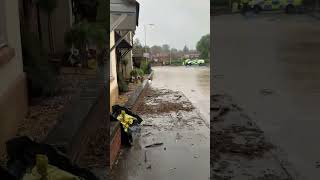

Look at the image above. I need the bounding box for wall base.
[0,73,28,155]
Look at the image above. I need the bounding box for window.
[0,0,7,48]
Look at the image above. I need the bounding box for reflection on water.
[197,69,210,94]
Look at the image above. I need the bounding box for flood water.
[151,66,210,125]
[213,14,320,179]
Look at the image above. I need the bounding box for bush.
[136,68,144,76]
[140,60,151,74]
[130,69,138,77]
[21,31,57,97]
[170,59,184,66]
[130,68,144,78]
[118,73,128,92]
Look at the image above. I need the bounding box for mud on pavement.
[135,88,195,114]
[111,88,210,180]
[211,94,293,180]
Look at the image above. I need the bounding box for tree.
[144,46,151,54]
[162,44,170,53]
[133,38,144,57]
[134,39,142,46]
[196,34,210,59]
[150,45,162,55]
[171,48,178,53]
[170,48,178,59]
[183,45,189,54]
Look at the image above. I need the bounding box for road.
[111,66,210,180]
[151,66,210,125]
[213,14,320,179]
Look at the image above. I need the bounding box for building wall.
[51,0,73,55]
[0,0,28,155]
[40,0,73,55]
[110,125,121,168]
[110,31,118,111]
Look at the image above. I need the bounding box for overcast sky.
[134,0,210,50]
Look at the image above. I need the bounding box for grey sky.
[134,0,210,50]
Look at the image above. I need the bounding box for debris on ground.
[260,88,274,96]
[145,143,164,148]
[169,168,176,172]
[16,94,73,143]
[174,95,182,100]
[16,70,89,142]
[144,151,148,163]
[176,133,183,140]
[142,132,152,137]
[211,94,291,179]
[135,88,194,114]
[142,124,153,127]
[111,87,209,180]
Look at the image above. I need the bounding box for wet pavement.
[212,94,292,180]
[213,14,320,179]
[151,66,210,125]
[111,67,210,180]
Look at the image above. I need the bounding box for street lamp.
[144,24,155,61]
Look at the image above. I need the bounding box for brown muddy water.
[213,14,320,179]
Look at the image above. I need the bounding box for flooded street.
[111,66,210,180]
[213,14,320,179]
[151,66,210,125]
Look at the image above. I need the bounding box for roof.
[110,0,140,31]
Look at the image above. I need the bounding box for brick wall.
[110,124,121,168]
